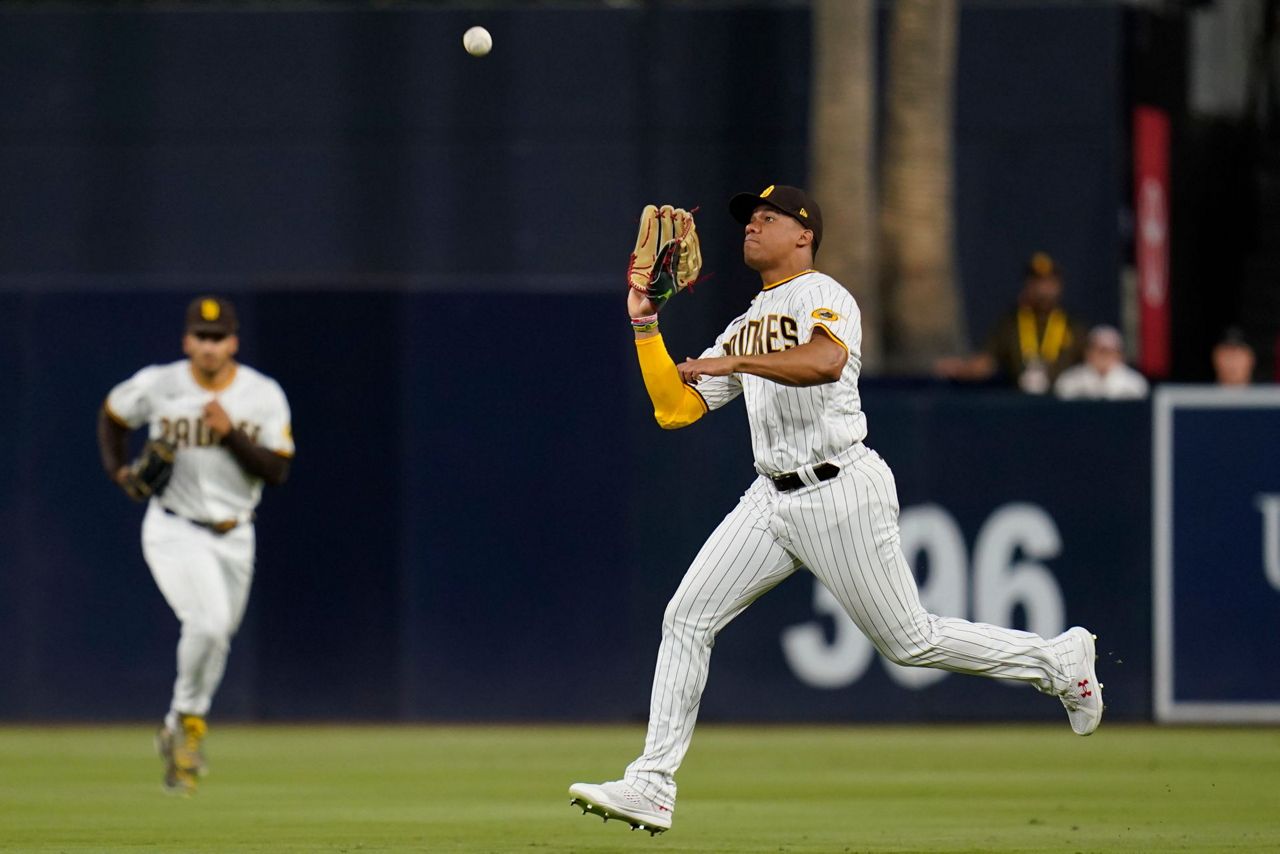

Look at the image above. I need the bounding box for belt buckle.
[770,471,803,492]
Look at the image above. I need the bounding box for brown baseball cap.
[185,296,239,335]
[730,184,823,253]
[1025,251,1059,279]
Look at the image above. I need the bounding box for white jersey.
[1053,362,1149,400]
[691,270,866,475]
[106,359,294,522]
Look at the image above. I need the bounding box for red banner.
[1134,106,1171,378]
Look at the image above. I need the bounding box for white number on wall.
[782,502,1067,690]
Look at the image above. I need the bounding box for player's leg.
[141,506,237,791]
[784,448,1101,732]
[572,479,799,830]
[193,526,256,717]
[141,508,235,720]
[590,479,800,819]
[164,525,255,779]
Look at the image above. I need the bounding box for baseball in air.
[463,26,492,57]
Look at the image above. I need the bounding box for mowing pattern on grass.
[0,724,1277,852]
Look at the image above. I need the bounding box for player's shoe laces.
[1058,626,1104,736]
[569,780,672,835]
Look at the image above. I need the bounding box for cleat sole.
[570,795,668,835]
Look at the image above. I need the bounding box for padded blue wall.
[0,291,1152,722]
[0,4,1139,722]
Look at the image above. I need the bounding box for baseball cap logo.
[760,185,775,198]
[201,299,221,321]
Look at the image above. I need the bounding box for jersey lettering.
[724,313,802,357]
[236,421,263,444]
[780,316,800,349]
[160,416,264,448]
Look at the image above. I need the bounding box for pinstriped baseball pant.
[624,444,1076,811]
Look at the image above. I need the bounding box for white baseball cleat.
[1059,626,1104,736]
[569,780,672,835]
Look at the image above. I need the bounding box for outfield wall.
[2,291,1158,724]
[0,4,1188,724]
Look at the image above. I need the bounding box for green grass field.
[0,724,1277,852]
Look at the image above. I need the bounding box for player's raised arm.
[627,204,710,429]
[627,204,701,331]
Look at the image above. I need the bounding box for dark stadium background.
[1,2,1274,725]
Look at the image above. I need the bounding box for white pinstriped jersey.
[106,360,294,522]
[691,271,866,475]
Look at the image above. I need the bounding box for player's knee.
[877,637,935,668]
[863,627,935,667]
[879,646,924,667]
[181,620,232,649]
[662,598,713,646]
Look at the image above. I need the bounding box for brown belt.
[770,462,841,492]
[162,506,240,535]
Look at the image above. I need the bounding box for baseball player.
[96,296,294,795]
[569,186,1103,835]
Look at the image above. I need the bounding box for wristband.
[631,313,659,333]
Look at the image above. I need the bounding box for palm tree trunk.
[881,0,964,373]
[810,0,880,371]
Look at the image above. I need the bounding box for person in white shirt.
[1053,325,1149,400]
[97,296,294,795]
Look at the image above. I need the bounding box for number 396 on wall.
[781,502,1067,690]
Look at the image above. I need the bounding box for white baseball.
[463,26,492,57]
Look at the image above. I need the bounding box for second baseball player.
[97,296,294,795]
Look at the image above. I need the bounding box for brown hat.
[1025,251,1058,279]
[185,296,239,335]
[729,184,823,253]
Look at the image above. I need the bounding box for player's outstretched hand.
[628,286,658,319]
[628,204,702,314]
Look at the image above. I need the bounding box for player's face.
[742,204,811,271]
[183,332,239,375]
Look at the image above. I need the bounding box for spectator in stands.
[934,251,1087,394]
[1212,326,1256,386]
[1053,325,1149,400]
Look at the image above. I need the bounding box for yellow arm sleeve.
[634,334,709,430]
